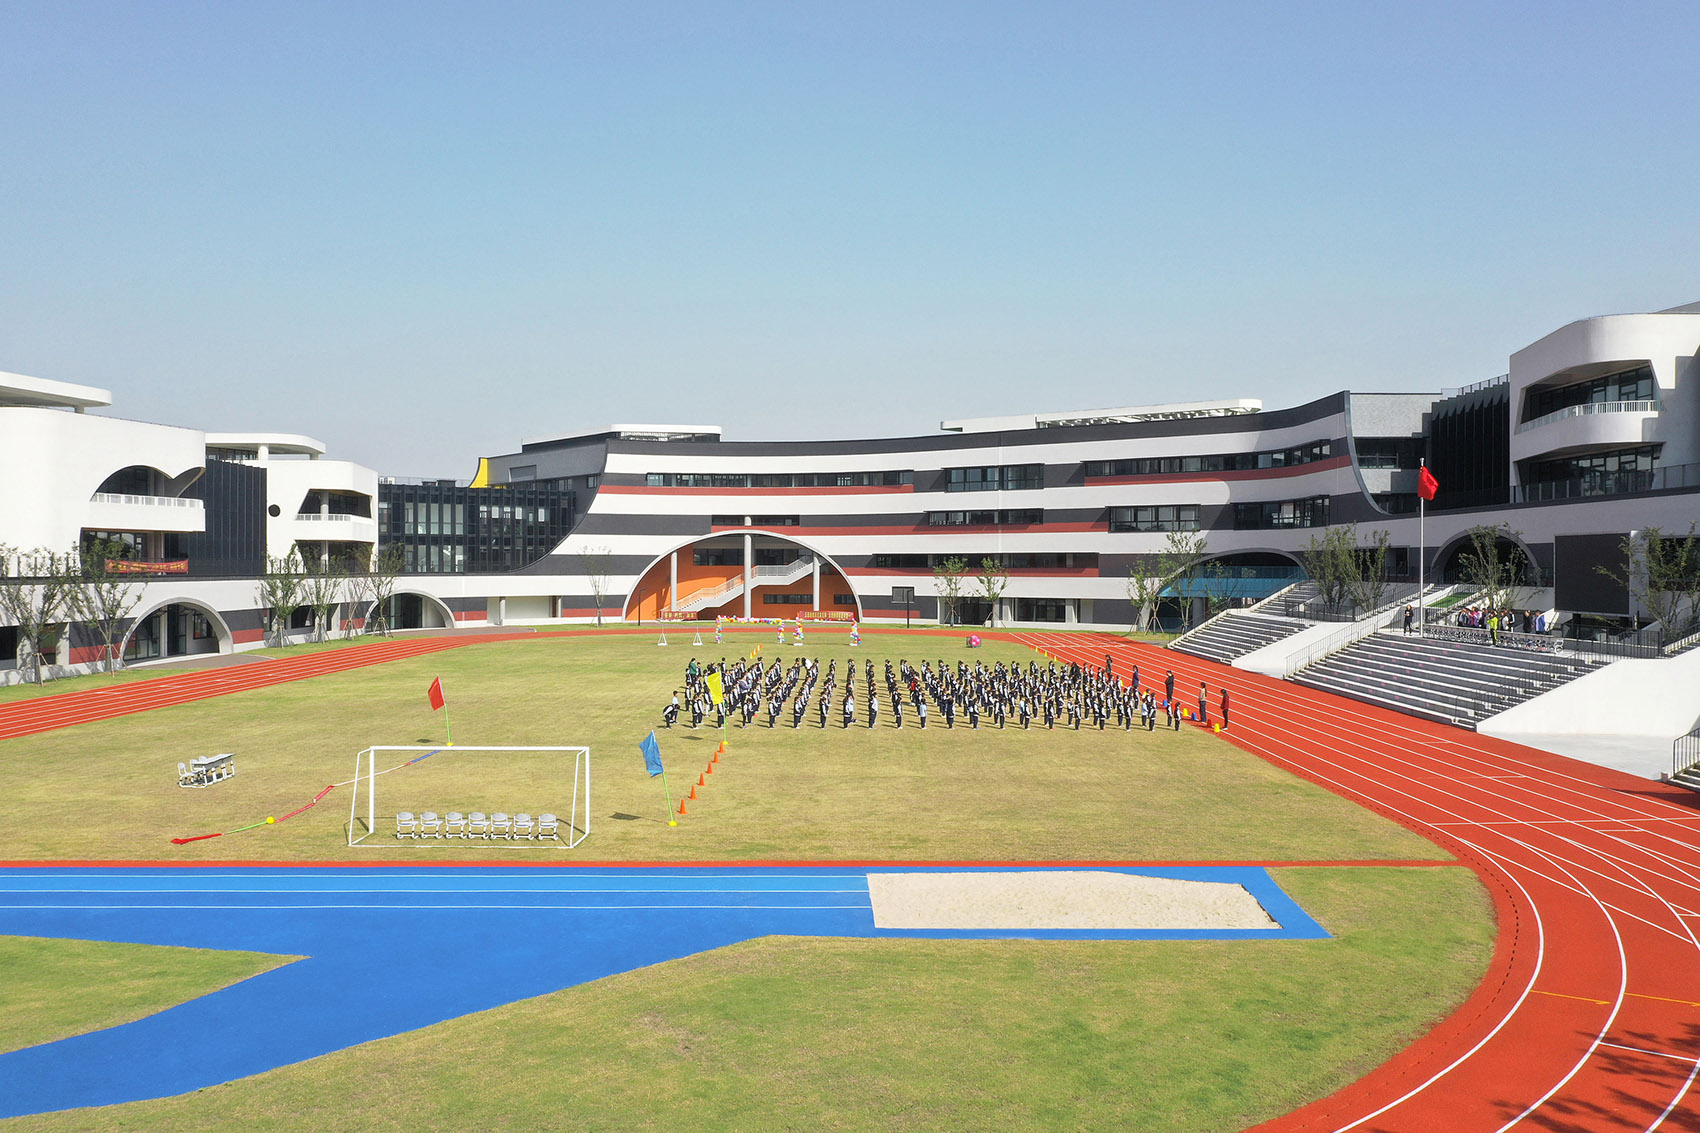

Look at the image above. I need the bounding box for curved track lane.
[6,627,1700,1129]
[1013,631,1700,1132]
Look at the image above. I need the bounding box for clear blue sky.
[3,1,1696,476]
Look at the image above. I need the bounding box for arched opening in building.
[1435,531,1537,586]
[122,600,232,663]
[624,532,863,623]
[367,591,455,632]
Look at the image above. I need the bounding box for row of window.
[1233,496,1330,530]
[871,553,1095,570]
[691,548,805,567]
[1523,364,1655,422]
[1525,444,1662,486]
[925,509,1044,526]
[647,471,913,488]
[710,514,800,526]
[759,593,858,605]
[1108,505,1200,533]
[1354,438,1424,470]
[1085,441,1332,478]
[945,464,1044,492]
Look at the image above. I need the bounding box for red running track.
[1011,630,1700,1132]
[5,627,1700,1129]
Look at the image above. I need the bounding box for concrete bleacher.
[1170,610,1311,664]
[1290,630,1605,728]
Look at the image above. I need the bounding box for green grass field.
[0,630,1494,1131]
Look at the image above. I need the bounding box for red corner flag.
[427,677,446,712]
[1417,466,1439,501]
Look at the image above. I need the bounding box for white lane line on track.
[1598,1041,1700,1064]
[1032,634,1687,1127]
[1071,634,1700,1130]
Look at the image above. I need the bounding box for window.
[1108,505,1200,532]
[1015,598,1069,622]
[1525,445,1661,492]
[1233,496,1330,530]
[1372,493,1419,514]
[507,465,536,482]
[762,593,813,604]
[1523,364,1656,422]
[693,548,744,566]
[944,464,1044,492]
[648,470,912,488]
[834,593,855,605]
[1086,441,1332,478]
[752,514,800,526]
[925,509,1043,526]
[710,515,746,527]
[1354,438,1424,470]
[872,553,929,568]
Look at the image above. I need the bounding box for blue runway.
[0,865,1326,1118]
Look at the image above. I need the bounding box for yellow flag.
[705,671,724,706]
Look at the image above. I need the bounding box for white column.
[743,533,753,619]
[320,497,331,568]
[669,550,678,611]
[812,557,821,610]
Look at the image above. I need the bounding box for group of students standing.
[663,652,1231,734]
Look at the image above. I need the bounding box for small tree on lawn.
[67,536,141,673]
[975,557,1010,627]
[1344,528,1394,615]
[0,545,74,685]
[578,545,613,625]
[1162,531,1209,630]
[932,556,969,626]
[1458,524,1534,614]
[1125,557,1166,635]
[354,544,406,636]
[256,550,305,647]
[301,560,347,643]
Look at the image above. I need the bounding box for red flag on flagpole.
[1417,466,1439,501]
[427,677,446,712]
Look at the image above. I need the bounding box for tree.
[1599,523,1700,643]
[578,545,613,626]
[0,546,74,685]
[256,550,305,647]
[66,536,141,673]
[351,544,406,636]
[300,559,347,644]
[975,557,1010,626]
[931,556,969,626]
[1457,524,1534,614]
[1124,557,1166,635]
[1298,526,1356,617]
[1161,531,1209,630]
[1344,528,1393,615]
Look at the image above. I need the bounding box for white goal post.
[346,745,590,849]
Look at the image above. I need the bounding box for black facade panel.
[181,458,267,577]
[1553,533,1630,616]
[1428,387,1510,510]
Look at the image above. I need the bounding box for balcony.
[86,493,205,534]
[1513,460,1700,504]
[1514,399,1659,435]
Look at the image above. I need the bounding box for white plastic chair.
[445,812,467,837]
[419,811,441,837]
[467,812,489,838]
[513,813,535,840]
[537,812,559,840]
[177,762,194,788]
[395,812,417,838]
[489,812,512,839]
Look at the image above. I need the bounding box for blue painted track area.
[0,865,1326,1118]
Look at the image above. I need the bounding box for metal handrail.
[89,492,203,509]
[1515,398,1658,434]
[1674,722,1700,780]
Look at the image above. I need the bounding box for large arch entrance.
[366,591,455,632]
[625,531,864,622]
[122,600,233,663]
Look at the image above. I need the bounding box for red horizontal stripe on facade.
[598,484,915,496]
[845,566,1100,578]
[1084,453,1350,486]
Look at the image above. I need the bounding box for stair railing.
[1674,722,1700,781]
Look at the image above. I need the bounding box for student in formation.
[892,695,903,728]
[918,699,928,728]
[843,692,856,728]
[868,691,879,728]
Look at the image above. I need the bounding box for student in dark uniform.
[1164,670,1176,704]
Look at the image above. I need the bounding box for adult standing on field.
[1197,681,1209,726]
[1403,605,1414,635]
[1164,669,1176,705]
[1220,687,1231,730]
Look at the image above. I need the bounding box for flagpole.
[661,768,676,827]
[1418,458,1427,635]
[444,703,454,747]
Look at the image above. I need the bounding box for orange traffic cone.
[688,784,697,799]
[677,798,687,816]
[705,761,714,775]
[698,773,705,786]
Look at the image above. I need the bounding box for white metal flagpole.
[1418,458,1427,633]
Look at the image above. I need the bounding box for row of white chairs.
[395,811,559,840]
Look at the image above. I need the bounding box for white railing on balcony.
[89,493,204,510]
[673,576,747,613]
[751,554,816,586]
[294,512,361,522]
[1515,399,1659,435]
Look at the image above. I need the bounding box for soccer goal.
[346,745,590,849]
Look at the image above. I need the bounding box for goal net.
[346,745,590,849]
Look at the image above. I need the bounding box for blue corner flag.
[640,731,664,778]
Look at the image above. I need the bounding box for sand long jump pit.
[867,870,1282,931]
